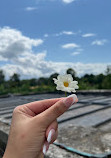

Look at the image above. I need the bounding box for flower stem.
[65,92,67,97]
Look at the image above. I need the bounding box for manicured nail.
[47,129,56,143]
[43,144,46,155]
[43,142,49,155]
[63,94,78,108]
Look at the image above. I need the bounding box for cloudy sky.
[0,0,111,79]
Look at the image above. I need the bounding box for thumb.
[38,94,78,128]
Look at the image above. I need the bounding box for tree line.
[0,66,111,95]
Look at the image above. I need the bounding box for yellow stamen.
[64,82,69,87]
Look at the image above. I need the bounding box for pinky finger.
[43,141,49,155]
[48,129,58,144]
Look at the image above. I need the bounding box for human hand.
[3,94,78,158]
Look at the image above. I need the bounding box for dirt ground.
[46,124,111,158]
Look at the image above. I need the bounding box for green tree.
[84,74,95,85]
[10,73,20,82]
[37,77,48,86]
[95,74,105,89]
[106,65,111,75]
[48,73,59,86]
[66,68,76,79]
[79,74,96,89]
[102,74,111,89]
[49,73,59,79]
[29,78,37,86]
[10,73,20,87]
[0,70,5,84]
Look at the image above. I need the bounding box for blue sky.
[0,0,111,79]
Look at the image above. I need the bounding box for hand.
[3,94,78,158]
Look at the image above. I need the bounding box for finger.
[38,152,44,158]
[39,94,78,128]
[46,120,58,143]
[25,98,64,114]
[42,141,49,155]
[49,129,58,144]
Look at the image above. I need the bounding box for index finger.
[38,94,78,127]
[25,97,64,114]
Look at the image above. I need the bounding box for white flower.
[53,74,79,93]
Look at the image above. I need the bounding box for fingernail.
[43,142,49,155]
[63,94,78,108]
[47,129,56,143]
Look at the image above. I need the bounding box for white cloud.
[44,30,77,37]
[44,34,49,38]
[62,0,75,4]
[71,48,83,56]
[33,0,75,4]
[0,27,109,80]
[62,31,75,35]
[0,26,43,61]
[1,49,110,79]
[71,52,80,56]
[0,56,8,61]
[62,43,80,49]
[91,39,108,46]
[25,7,37,11]
[54,31,75,37]
[2,51,50,79]
[82,33,96,38]
[2,58,109,79]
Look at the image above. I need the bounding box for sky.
[0,0,111,79]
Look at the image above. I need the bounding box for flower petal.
[57,75,65,81]
[53,74,79,93]
[53,78,58,84]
